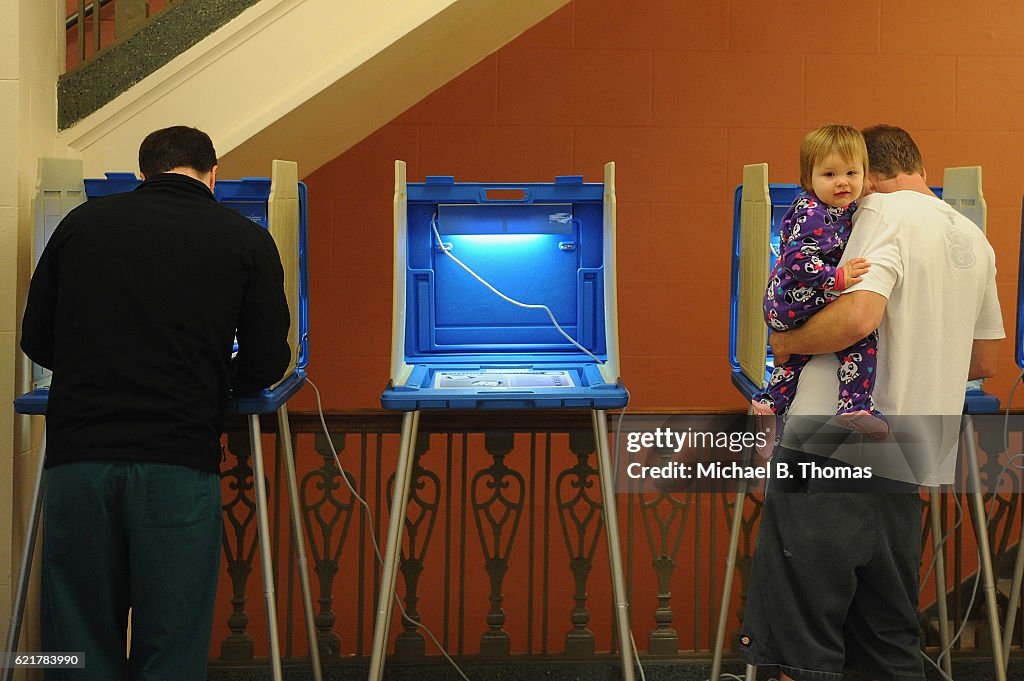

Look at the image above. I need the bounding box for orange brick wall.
[298,0,1024,413]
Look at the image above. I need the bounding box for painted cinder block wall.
[297,0,1024,413]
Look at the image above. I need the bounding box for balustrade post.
[471,431,524,658]
[394,430,440,659]
[305,431,357,660]
[557,429,601,658]
[219,430,258,661]
[638,449,691,656]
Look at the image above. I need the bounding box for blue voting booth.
[19,166,310,410]
[381,166,628,410]
[726,166,1000,414]
[1003,198,1024,671]
[712,164,1008,681]
[369,161,635,681]
[7,160,321,681]
[1017,197,1024,377]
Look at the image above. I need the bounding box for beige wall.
[1,0,61,667]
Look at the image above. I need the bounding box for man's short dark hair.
[138,126,218,177]
[861,124,925,179]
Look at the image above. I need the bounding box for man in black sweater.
[21,126,290,680]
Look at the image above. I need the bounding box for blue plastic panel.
[84,172,309,372]
[384,174,628,410]
[1017,195,1024,371]
[727,183,801,387]
[406,182,607,363]
[15,372,308,416]
[729,377,1000,415]
[964,388,1001,415]
[381,364,627,410]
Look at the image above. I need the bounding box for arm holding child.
[770,290,886,364]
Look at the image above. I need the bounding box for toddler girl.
[752,124,887,452]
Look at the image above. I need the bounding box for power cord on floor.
[918,372,1024,681]
[922,551,981,681]
[306,376,472,681]
[918,492,979,681]
[1002,372,1024,471]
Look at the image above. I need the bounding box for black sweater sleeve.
[231,227,292,393]
[20,218,65,370]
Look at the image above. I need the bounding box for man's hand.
[968,339,1001,381]
[840,258,870,289]
[769,331,791,366]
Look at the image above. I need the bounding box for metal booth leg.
[929,489,953,680]
[276,403,323,681]
[962,415,1007,681]
[711,407,756,681]
[592,409,636,681]
[368,410,420,681]
[710,476,754,681]
[248,413,284,681]
[3,430,47,681]
[1002,516,1024,669]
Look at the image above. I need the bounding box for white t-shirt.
[783,190,1005,485]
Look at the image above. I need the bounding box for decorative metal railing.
[65,0,181,71]
[208,410,1024,671]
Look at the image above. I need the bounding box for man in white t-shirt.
[739,125,1004,681]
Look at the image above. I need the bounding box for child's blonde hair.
[799,124,869,193]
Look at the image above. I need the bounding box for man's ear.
[208,164,218,192]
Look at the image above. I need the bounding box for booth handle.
[479,188,530,203]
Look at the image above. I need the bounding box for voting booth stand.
[998,205,1024,673]
[5,159,322,681]
[371,161,632,681]
[714,164,1007,681]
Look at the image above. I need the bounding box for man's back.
[21,172,291,472]
[787,189,1004,484]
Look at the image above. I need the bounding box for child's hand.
[841,258,870,288]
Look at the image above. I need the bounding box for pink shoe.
[751,400,777,459]
[835,410,889,441]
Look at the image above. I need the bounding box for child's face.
[810,153,864,209]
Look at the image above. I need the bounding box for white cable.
[1002,371,1024,465]
[612,406,628,487]
[918,492,976,681]
[305,377,472,681]
[919,371,1024,681]
[629,631,647,681]
[618,408,648,681]
[430,212,604,365]
[920,493,964,591]
[922,547,982,681]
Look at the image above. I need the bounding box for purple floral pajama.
[753,192,881,418]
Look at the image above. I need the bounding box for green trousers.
[41,461,222,681]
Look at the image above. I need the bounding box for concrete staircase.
[57,0,570,177]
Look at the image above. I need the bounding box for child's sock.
[835,410,889,440]
[750,400,777,459]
